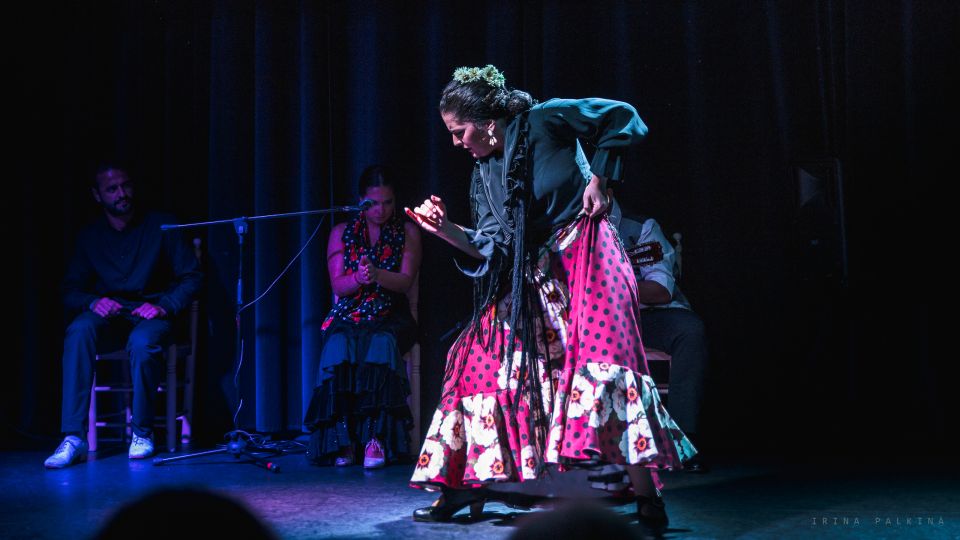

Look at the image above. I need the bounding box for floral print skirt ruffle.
[410,216,696,489]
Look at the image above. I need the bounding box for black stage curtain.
[7,0,956,456]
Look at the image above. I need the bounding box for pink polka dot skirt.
[411,216,696,490]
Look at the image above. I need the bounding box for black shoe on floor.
[636,494,669,529]
[413,488,486,522]
[485,490,545,510]
[684,454,710,474]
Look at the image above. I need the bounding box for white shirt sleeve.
[635,218,677,298]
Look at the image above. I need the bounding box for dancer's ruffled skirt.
[410,216,696,489]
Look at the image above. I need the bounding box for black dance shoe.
[636,494,669,529]
[413,488,486,522]
[484,489,545,510]
[684,454,710,474]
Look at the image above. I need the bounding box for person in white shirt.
[611,201,709,473]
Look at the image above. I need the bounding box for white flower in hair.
[452,64,506,88]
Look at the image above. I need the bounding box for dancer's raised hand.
[405,195,451,237]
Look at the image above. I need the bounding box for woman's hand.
[582,174,611,218]
[355,256,378,285]
[405,195,453,237]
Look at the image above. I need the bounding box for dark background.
[6,0,956,460]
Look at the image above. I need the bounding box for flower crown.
[452,64,506,89]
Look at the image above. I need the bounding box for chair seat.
[644,347,672,396]
[95,343,191,362]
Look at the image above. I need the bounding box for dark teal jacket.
[459,97,648,277]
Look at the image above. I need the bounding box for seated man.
[610,201,710,473]
[45,165,202,468]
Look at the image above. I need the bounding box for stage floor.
[1,443,956,539]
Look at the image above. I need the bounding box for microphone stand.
[153,203,367,471]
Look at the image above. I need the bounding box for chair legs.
[87,373,98,452]
[166,343,177,453]
[87,344,190,454]
[181,349,196,444]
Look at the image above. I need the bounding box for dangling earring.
[487,126,498,147]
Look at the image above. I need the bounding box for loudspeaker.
[793,159,848,286]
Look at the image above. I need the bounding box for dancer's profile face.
[362,185,395,225]
[442,111,494,159]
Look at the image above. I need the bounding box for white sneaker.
[44,436,88,469]
[128,434,155,459]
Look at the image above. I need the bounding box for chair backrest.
[405,272,419,322]
[402,273,421,444]
[671,232,683,284]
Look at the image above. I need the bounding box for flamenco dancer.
[406,65,696,528]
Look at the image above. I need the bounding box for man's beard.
[105,199,133,216]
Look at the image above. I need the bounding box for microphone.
[357,199,375,211]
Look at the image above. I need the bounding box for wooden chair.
[404,274,421,445]
[640,232,683,398]
[86,239,201,453]
[643,348,671,396]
